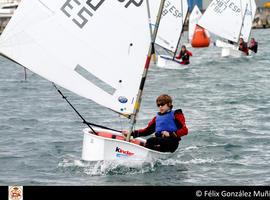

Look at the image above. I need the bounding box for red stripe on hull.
[96,132,145,146]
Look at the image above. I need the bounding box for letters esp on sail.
[0,0,152,117]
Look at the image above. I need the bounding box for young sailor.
[122,94,188,152]
[175,45,193,65]
[238,37,249,55]
[248,38,258,53]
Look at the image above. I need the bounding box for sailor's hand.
[161,131,170,138]
[121,130,129,138]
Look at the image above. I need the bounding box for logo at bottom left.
[9,186,23,200]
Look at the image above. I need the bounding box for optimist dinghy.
[149,0,189,68]
[0,0,176,162]
[82,127,174,162]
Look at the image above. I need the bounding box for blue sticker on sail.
[118,96,128,104]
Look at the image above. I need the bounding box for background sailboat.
[198,0,257,57]
[150,0,189,68]
[240,0,257,43]
[0,0,175,162]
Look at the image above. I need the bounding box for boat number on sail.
[61,0,144,29]
[211,0,240,14]
[162,0,183,18]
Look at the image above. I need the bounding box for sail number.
[162,1,183,18]
[61,0,143,29]
[211,0,240,14]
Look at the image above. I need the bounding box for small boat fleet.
[198,0,257,58]
[154,0,257,70]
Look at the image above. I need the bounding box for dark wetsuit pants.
[145,136,180,153]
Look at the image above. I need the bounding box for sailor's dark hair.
[156,94,173,109]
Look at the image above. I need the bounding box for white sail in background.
[155,0,188,52]
[188,5,202,42]
[198,0,244,43]
[0,0,154,116]
[240,0,257,42]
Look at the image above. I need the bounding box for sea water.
[0,29,269,185]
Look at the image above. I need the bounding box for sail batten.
[0,0,156,116]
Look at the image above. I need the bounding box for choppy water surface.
[0,29,269,185]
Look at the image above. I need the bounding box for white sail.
[0,0,154,116]
[155,0,188,52]
[240,0,257,42]
[198,0,244,42]
[188,5,202,42]
[148,1,160,31]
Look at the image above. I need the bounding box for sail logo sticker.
[245,9,253,16]
[118,96,128,104]
[61,0,143,29]
[9,186,23,200]
[115,147,134,157]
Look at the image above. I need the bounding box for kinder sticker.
[9,186,23,200]
[115,147,134,157]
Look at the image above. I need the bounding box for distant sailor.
[238,37,249,55]
[122,94,188,153]
[175,45,193,65]
[248,38,258,53]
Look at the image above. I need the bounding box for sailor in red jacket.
[239,37,249,55]
[248,38,258,53]
[123,94,188,153]
[176,45,193,65]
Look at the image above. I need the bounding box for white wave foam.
[58,157,157,176]
[160,157,215,165]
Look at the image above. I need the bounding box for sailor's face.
[157,103,170,113]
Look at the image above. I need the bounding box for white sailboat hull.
[221,47,245,58]
[82,127,174,162]
[215,40,246,58]
[156,55,189,69]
